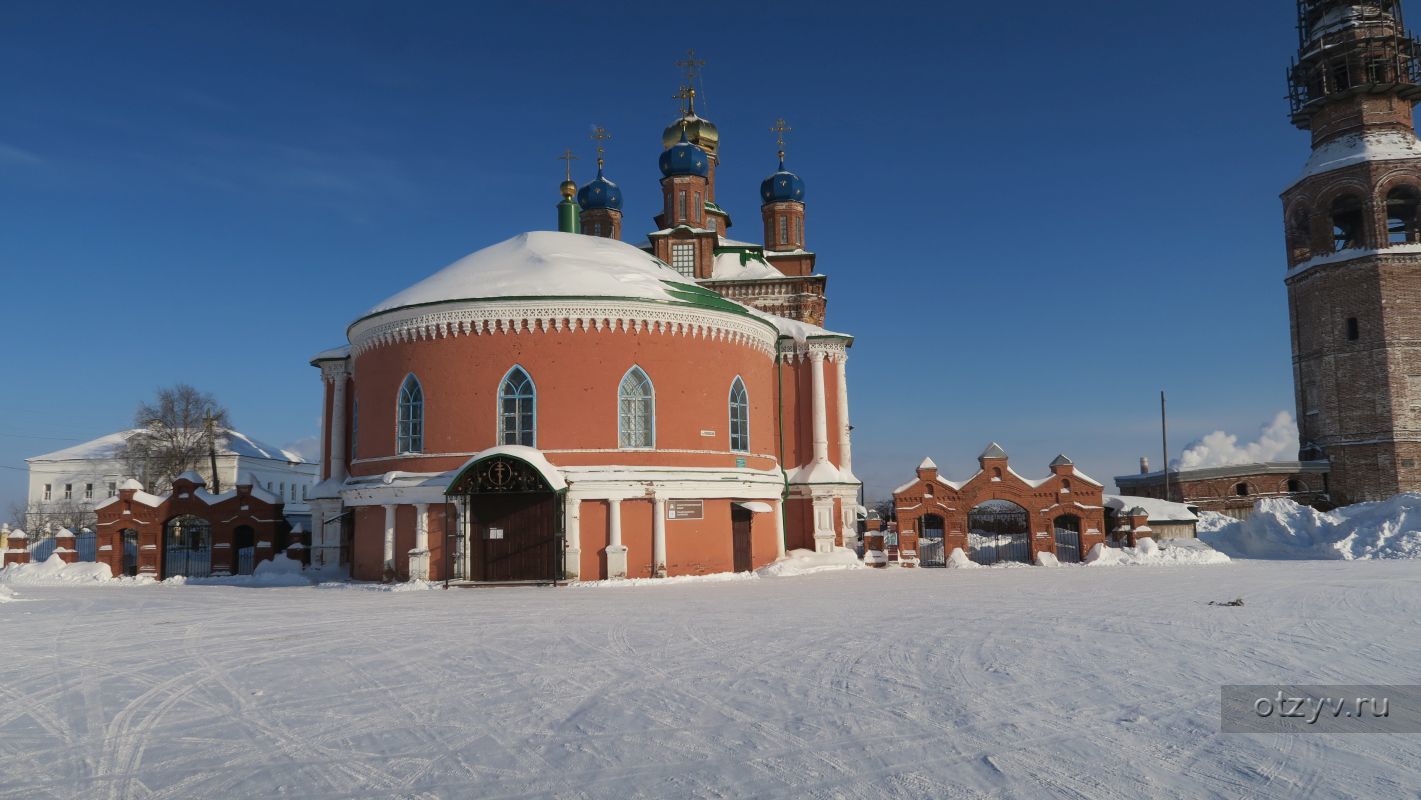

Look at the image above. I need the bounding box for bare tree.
[117,384,230,493]
[9,498,95,535]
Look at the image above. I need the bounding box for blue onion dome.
[659,128,711,178]
[760,154,805,204]
[577,162,624,210]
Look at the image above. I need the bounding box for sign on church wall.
[668,500,704,520]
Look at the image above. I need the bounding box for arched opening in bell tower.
[1386,185,1421,244]
[1330,194,1366,251]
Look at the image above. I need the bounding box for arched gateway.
[447,452,564,584]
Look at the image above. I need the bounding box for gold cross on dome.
[590,126,612,163]
[770,117,792,153]
[558,148,578,181]
[673,85,695,116]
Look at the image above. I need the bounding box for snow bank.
[756,548,864,578]
[572,572,758,589]
[0,555,126,585]
[0,585,17,603]
[1035,552,1060,568]
[1084,537,1231,567]
[173,555,313,587]
[1200,495,1421,560]
[314,579,440,592]
[945,548,981,569]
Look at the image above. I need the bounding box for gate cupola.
[979,443,1009,478]
[1288,1,1421,144]
[578,126,623,240]
[916,456,939,482]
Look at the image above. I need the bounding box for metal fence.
[26,530,98,562]
[918,538,946,567]
[164,546,212,578]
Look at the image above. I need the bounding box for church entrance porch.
[448,453,563,585]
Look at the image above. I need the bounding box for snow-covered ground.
[2,561,1419,799]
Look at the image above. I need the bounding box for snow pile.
[0,555,125,585]
[945,548,981,569]
[863,549,888,567]
[572,572,758,589]
[315,579,440,592]
[756,548,864,578]
[1200,496,1421,560]
[0,585,17,603]
[173,554,313,587]
[1084,537,1231,567]
[1035,551,1060,568]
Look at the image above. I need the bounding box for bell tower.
[1283,0,1421,503]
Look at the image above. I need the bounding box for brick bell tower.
[1283,0,1421,503]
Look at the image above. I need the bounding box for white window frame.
[671,243,695,277]
[729,376,749,453]
[43,484,51,501]
[64,484,72,500]
[618,366,655,449]
[498,365,537,448]
[397,373,425,454]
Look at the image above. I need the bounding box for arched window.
[1288,209,1312,262]
[728,376,749,453]
[397,374,424,454]
[1235,482,1250,497]
[1331,194,1365,252]
[498,366,536,447]
[352,397,359,459]
[618,366,655,449]
[1387,186,1421,244]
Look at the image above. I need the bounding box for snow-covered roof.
[1103,495,1198,523]
[745,307,852,344]
[362,232,710,318]
[710,249,783,280]
[449,445,568,492]
[1286,243,1421,280]
[1295,129,1421,185]
[174,470,206,485]
[27,428,307,465]
[310,344,351,363]
[980,443,1008,460]
[918,457,938,470]
[1050,454,1073,467]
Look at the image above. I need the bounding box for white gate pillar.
[408,502,430,581]
[564,494,582,580]
[382,503,397,581]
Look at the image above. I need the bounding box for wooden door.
[732,507,753,573]
[470,492,557,582]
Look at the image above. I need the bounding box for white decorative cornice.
[348,299,779,358]
[320,361,351,382]
[778,339,849,363]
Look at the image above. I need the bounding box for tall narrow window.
[671,243,695,277]
[499,366,536,447]
[1347,317,1360,340]
[44,484,51,501]
[397,374,424,454]
[351,398,359,459]
[796,217,803,245]
[729,377,749,453]
[778,216,788,244]
[677,190,687,222]
[65,484,72,500]
[1387,186,1421,244]
[84,483,93,500]
[693,191,701,223]
[618,366,655,448]
[1331,194,1365,252]
[1289,209,1312,262]
[107,482,116,498]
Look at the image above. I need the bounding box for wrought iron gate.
[448,455,563,583]
[121,530,139,576]
[163,515,212,579]
[1054,515,1082,564]
[967,502,1031,565]
[917,514,946,567]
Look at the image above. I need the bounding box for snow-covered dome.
[361,231,744,319]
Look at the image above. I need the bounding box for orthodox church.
[307,85,859,583]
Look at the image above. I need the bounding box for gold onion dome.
[559,179,577,199]
[663,114,719,153]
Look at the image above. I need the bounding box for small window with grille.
[671,243,695,277]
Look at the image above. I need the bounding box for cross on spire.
[558,148,578,182]
[590,126,612,168]
[675,49,705,85]
[770,117,792,159]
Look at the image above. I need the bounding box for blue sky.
[0,1,1322,514]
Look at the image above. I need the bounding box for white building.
[25,428,318,531]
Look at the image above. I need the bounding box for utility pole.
[1160,391,1170,502]
[204,414,222,494]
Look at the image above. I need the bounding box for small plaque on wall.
[487,528,504,540]
[668,500,704,520]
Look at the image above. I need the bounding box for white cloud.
[1175,411,1299,470]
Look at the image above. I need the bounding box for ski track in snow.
[1,562,1420,799]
